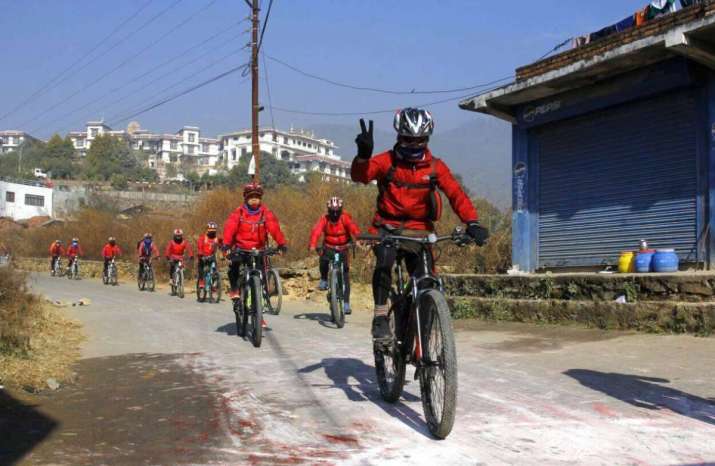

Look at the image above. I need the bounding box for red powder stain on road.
[322,434,359,445]
[592,402,619,418]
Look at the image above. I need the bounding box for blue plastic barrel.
[635,250,655,273]
[652,249,679,273]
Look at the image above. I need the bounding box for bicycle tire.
[418,290,458,439]
[374,304,406,403]
[177,270,184,298]
[197,277,206,302]
[110,265,118,286]
[250,275,263,348]
[211,272,222,303]
[148,268,155,292]
[138,267,145,290]
[233,298,244,338]
[266,269,282,315]
[329,269,344,328]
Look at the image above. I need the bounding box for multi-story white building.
[0,130,41,154]
[69,121,221,179]
[0,179,53,220]
[219,127,350,182]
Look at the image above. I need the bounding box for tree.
[42,134,76,179]
[110,173,129,190]
[225,153,297,188]
[84,135,136,181]
[165,164,178,179]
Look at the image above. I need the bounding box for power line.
[257,0,274,53]
[270,82,513,117]
[0,0,154,124]
[535,37,573,62]
[106,47,250,124]
[18,0,215,131]
[37,25,250,135]
[262,52,276,130]
[264,53,513,95]
[109,64,250,126]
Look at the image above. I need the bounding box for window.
[241,147,247,157]
[232,149,237,161]
[272,132,277,142]
[7,136,14,145]
[6,191,15,202]
[76,139,84,148]
[188,133,195,143]
[201,143,208,153]
[90,128,98,138]
[187,146,195,155]
[170,141,178,150]
[25,194,44,207]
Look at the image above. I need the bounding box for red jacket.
[49,243,64,256]
[223,205,286,250]
[102,244,122,259]
[66,244,83,258]
[197,234,221,257]
[351,149,477,231]
[136,241,159,259]
[165,240,194,261]
[309,212,361,249]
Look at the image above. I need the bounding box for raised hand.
[355,118,374,159]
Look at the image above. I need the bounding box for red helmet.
[173,228,183,236]
[243,182,264,200]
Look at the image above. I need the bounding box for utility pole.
[250,0,260,183]
[18,143,23,177]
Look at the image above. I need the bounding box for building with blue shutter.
[460,2,715,272]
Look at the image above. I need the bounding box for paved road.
[4,273,715,465]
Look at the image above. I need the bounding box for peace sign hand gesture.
[355,118,374,159]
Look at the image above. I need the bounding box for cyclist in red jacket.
[49,239,64,272]
[309,196,361,315]
[101,237,122,279]
[223,182,287,301]
[66,238,83,270]
[136,232,159,276]
[196,221,221,288]
[164,229,194,281]
[351,108,489,341]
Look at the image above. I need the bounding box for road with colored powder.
[2,273,715,465]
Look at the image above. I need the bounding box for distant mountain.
[309,116,512,209]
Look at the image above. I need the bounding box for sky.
[0,0,650,143]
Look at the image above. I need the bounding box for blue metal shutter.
[536,90,698,268]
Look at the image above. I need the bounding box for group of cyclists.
[47,108,489,343]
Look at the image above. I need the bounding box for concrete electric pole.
[250,0,260,183]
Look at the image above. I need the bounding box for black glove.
[355,118,374,159]
[278,245,288,254]
[466,222,489,246]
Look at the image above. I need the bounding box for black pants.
[228,255,261,293]
[197,256,215,282]
[320,249,351,304]
[168,259,182,280]
[103,258,111,276]
[372,241,433,306]
[50,255,60,270]
[138,257,150,277]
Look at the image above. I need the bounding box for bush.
[110,174,129,190]
[0,268,40,355]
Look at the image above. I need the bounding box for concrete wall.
[0,180,53,220]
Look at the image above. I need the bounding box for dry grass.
[0,268,84,391]
[6,178,511,281]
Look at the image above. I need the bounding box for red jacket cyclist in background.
[309,196,361,315]
[351,108,489,341]
[223,182,287,301]
[49,239,64,272]
[196,221,222,288]
[66,238,83,269]
[165,229,194,281]
[101,237,122,279]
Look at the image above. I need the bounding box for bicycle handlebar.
[357,231,471,245]
[231,247,280,258]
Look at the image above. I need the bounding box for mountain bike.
[170,259,185,298]
[320,245,352,328]
[51,256,63,277]
[359,228,471,439]
[197,256,222,303]
[137,257,156,292]
[103,258,118,286]
[230,247,278,348]
[67,257,80,280]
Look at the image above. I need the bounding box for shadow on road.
[298,358,431,438]
[0,390,58,465]
[565,369,715,425]
[294,312,341,329]
[216,322,238,336]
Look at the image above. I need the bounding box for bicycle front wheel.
[211,272,222,303]
[374,303,406,403]
[266,269,282,315]
[249,275,263,348]
[147,268,155,292]
[418,290,458,439]
[329,269,344,328]
[177,271,184,298]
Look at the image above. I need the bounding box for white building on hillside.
[219,127,350,182]
[0,130,41,154]
[68,121,127,157]
[0,179,53,220]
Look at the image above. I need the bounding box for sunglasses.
[399,136,428,146]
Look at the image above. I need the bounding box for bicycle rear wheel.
[249,275,263,348]
[374,302,406,403]
[418,290,458,439]
[266,269,282,314]
[196,277,206,302]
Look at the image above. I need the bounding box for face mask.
[109,242,116,246]
[328,211,341,222]
[207,232,217,239]
[143,239,152,248]
[174,237,183,243]
[397,144,425,161]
